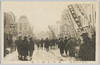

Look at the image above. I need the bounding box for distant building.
[17,15,33,38]
[50,21,60,38]
[60,9,76,38]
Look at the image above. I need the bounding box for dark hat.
[19,36,21,38]
[24,36,27,39]
[46,38,48,40]
[65,36,67,38]
[81,33,88,37]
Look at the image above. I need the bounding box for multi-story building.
[17,15,33,38]
[67,4,96,38]
[60,9,76,38]
[69,4,96,28]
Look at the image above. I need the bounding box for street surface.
[4,45,77,62]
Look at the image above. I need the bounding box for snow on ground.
[4,45,77,61]
[4,50,19,61]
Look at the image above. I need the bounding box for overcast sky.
[2,2,70,33]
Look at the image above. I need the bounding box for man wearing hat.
[64,36,68,56]
[16,36,23,60]
[28,37,35,61]
[58,37,65,56]
[78,33,93,61]
[45,38,50,51]
[21,36,28,61]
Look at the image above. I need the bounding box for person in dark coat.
[40,38,44,50]
[28,37,35,61]
[16,36,23,60]
[78,33,94,61]
[88,32,95,61]
[21,36,28,61]
[67,38,78,57]
[58,38,61,48]
[58,37,65,56]
[45,38,50,51]
[52,39,56,49]
[50,39,53,49]
[36,39,40,49]
[64,36,68,56]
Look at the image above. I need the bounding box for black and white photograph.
[1,1,99,64]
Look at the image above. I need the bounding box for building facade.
[17,15,33,38]
[60,9,76,38]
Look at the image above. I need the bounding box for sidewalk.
[4,50,19,61]
[50,48,77,61]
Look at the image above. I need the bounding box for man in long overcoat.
[64,37,68,56]
[40,38,44,50]
[78,33,93,61]
[21,36,28,61]
[28,37,35,60]
[58,37,65,56]
[45,38,50,51]
[16,36,23,60]
[67,38,78,57]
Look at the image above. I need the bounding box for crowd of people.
[4,32,95,61]
[15,36,35,61]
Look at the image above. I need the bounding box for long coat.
[64,39,68,48]
[45,40,50,48]
[40,40,44,47]
[67,38,78,57]
[21,39,28,56]
[28,40,35,51]
[16,39,22,55]
[58,40,64,49]
[78,39,94,61]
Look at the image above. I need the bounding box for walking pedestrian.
[40,38,44,50]
[67,38,78,57]
[64,36,68,56]
[50,39,53,49]
[21,36,28,61]
[45,38,50,51]
[36,39,40,49]
[16,36,23,60]
[58,37,65,56]
[28,37,35,61]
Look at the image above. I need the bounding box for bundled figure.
[67,38,78,57]
[40,38,44,50]
[58,38,65,56]
[45,38,50,51]
[64,37,68,56]
[28,37,35,61]
[36,39,40,49]
[16,36,23,60]
[21,36,28,61]
[78,33,95,61]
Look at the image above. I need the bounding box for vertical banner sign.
[68,5,83,31]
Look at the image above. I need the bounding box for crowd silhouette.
[4,32,95,61]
